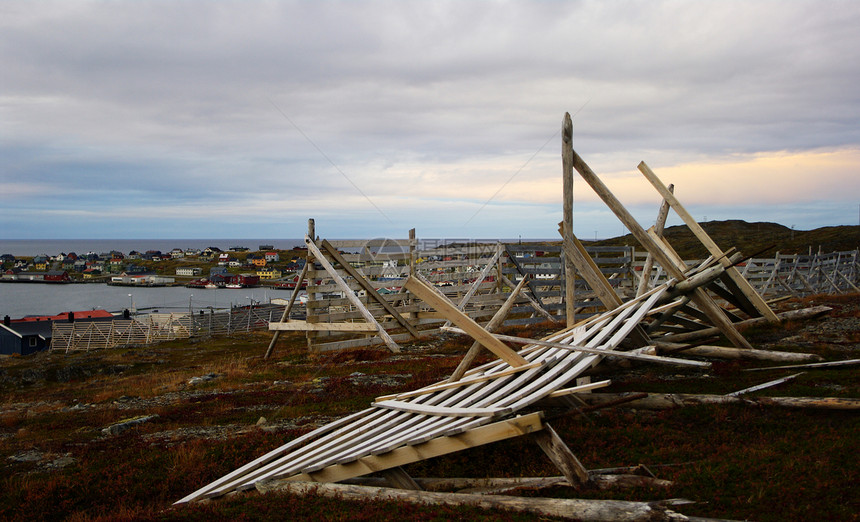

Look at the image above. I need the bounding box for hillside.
[588,220,860,260]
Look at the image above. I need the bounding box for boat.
[225,283,242,289]
[204,283,218,289]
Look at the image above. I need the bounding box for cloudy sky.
[3,1,859,241]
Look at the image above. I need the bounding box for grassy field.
[1,293,858,521]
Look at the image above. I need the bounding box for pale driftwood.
[372,400,509,418]
[742,358,860,372]
[646,343,823,363]
[572,392,860,411]
[638,161,779,323]
[305,236,401,353]
[727,373,804,397]
[531,422,589,487]
[571,150,752,350]
[255,480,692,521]
[658,305,832,343]
[442,327,710,368]
[404,275,528,367]
[448,275,530,382]
[562,112,576,325]
[320,239,420,339]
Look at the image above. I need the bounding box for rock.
[8,450,42,463]
[102,414,159,436]
[188,373,221,386]
[256,417,267,426]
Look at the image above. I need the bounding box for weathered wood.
[647,343,823,363]
[381,466,423,490]
[742,358,860,372]
[500,274,559,323]
[443,243,504,328]
[448,274,531,382]
[264,258,309,359]
[321,239,421,339]
[659,305,831,343]
[343,473,673,492]
[404,275,528,367]
[562,112,576,325]
[442,328,710,368]
[637,184,673,297]
[572,392,860,411]
[638,161,779,323]
[372,400,509,418]
[269,321,379,332]
[306,237,401,353]
[531,422,589,487]
[547,379,611,398]
[571,150,752,350]
[727,373,804,397]
[290,412,545,484]
[255,480,689,521]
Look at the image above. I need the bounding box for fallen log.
[571,392,860,411]
[255,480,693,521]
[658,306,831,343]
[343,473,673,493]
[647,343,823,363]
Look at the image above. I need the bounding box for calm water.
[0,283,293,319]
[0,239,306,257]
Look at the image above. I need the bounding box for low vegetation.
[1,294,858,521]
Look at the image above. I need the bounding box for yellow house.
[256,267,282,280]
[34,261,48,271]
[250,256,267,267]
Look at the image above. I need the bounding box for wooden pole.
[570,150,752,349]
[562,113,577,326]
[447,274,531,382]
[637,162,779,323]
[264,259,310,359]
[636,184,673,296]
[306,236,401,353]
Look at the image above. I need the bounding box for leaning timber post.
[636,184,673,297]
[562,112,576,325]
[305,218,317,351]
[571,150,753,349]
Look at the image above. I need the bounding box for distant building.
[176,267,203,277]
[264,251,280,262]
[259,244,274,251]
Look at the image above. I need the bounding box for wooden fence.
[51,304,287,352]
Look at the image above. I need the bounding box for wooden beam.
[381,467,422,490]
[442,328,710,368]
[372,400,510,418]
[448,274,530,382]
[265,258,309,359]
[404,275,528,367]
[532,422,589,487]
[320,239,421,339]
[571,150,753,349]
[289,412,545,484]
[443,243,504,328]
[638,161,779,323]
[306,237,401,353]
[562,112,576,325]
[637,184,673,296]
[269,321,379,332]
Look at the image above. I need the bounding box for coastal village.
[0,244,309,288]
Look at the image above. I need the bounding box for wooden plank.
[448,274,531,381]
[638,161,779,323]
[269,321,380,332]
[726,373,805,397]
[288,412,545,485]
[305,237,401,353]
[546,379,611,398]
[375,360,548,402]
[531,422,589,487]
[381,467,422,490]
[442,328,710,368]
[404,275,528,367]
[321,239,421,339]
[372,400,511,418]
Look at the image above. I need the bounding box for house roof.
[12,310,114,323]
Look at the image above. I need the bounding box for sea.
[0,237,552,319]
[0,239,305,319]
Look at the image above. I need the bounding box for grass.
[0,294,858,520]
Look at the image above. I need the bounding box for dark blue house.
[0,319,52,355]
